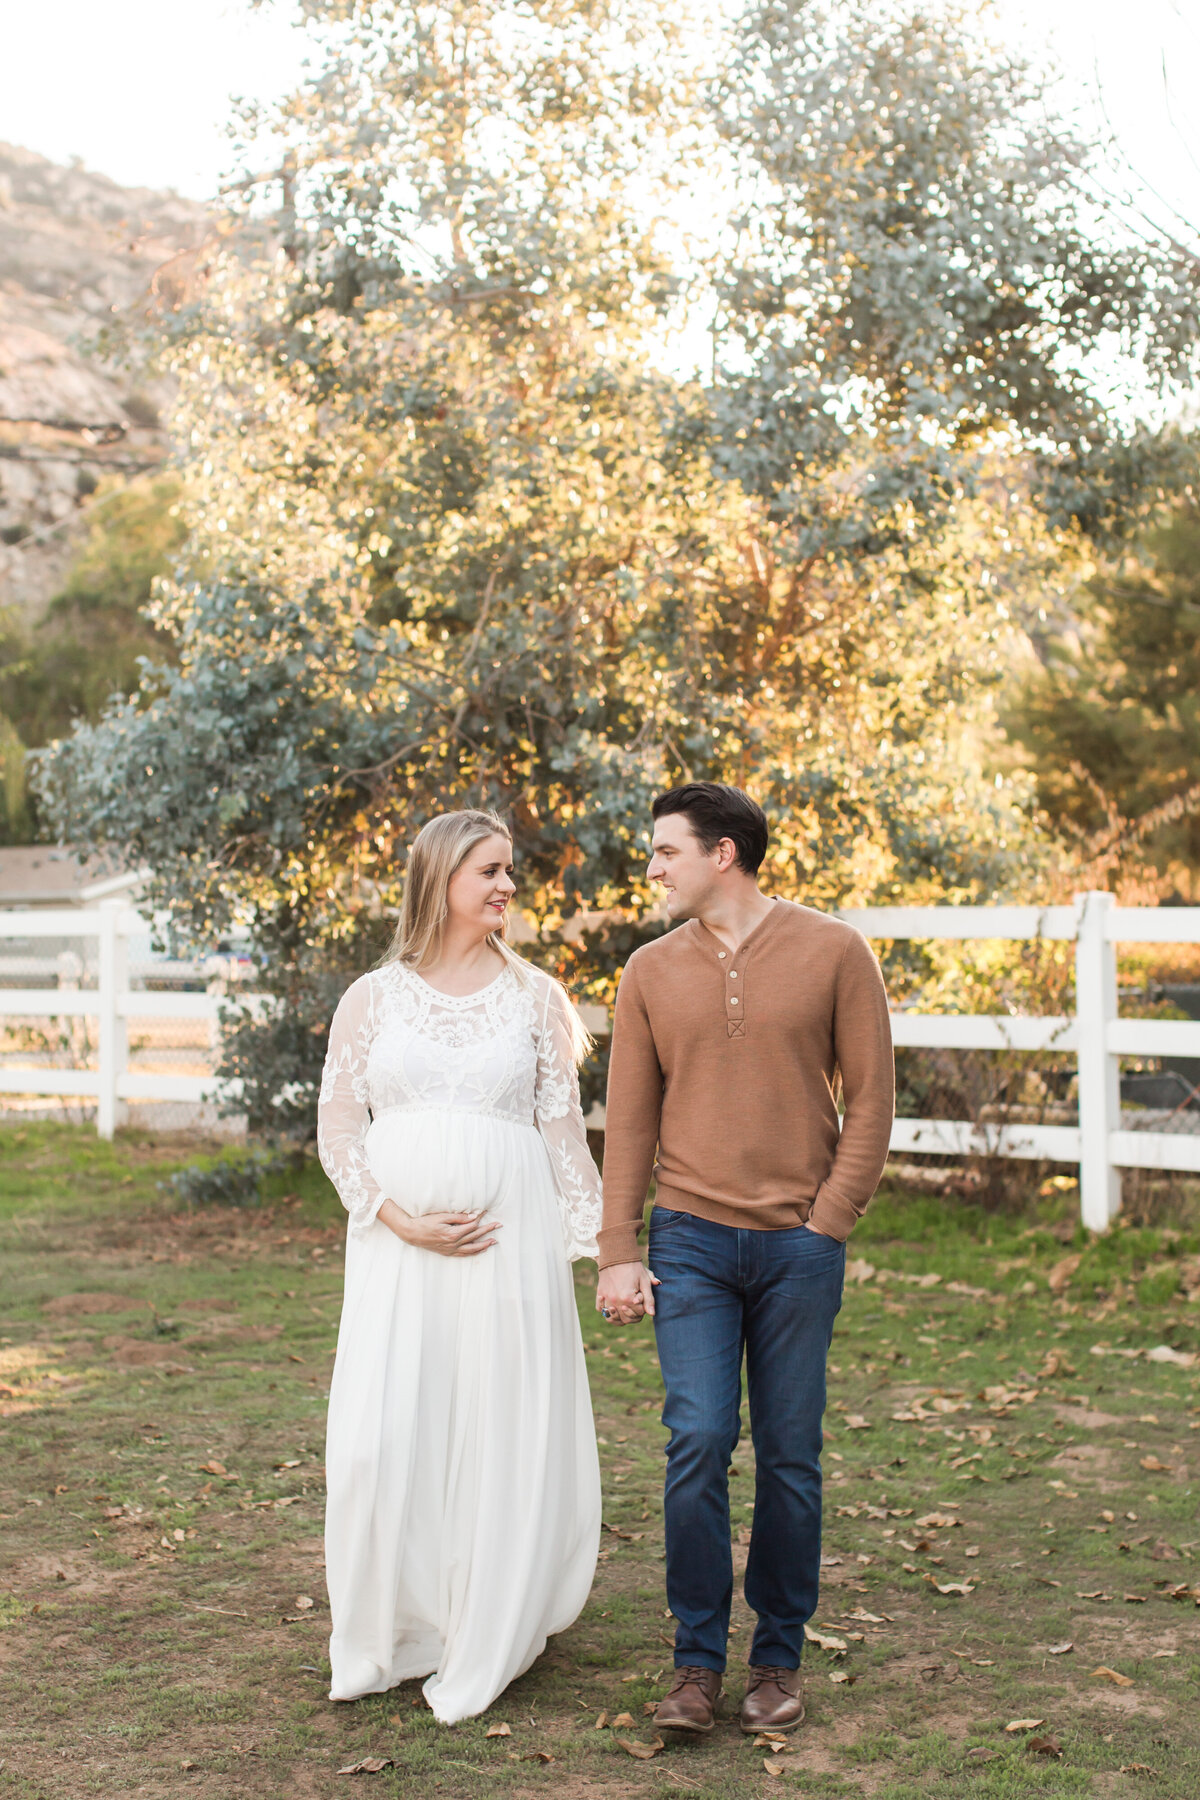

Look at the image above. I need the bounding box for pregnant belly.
[364,1107,538,1216]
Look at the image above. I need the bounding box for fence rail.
[1,890,1199,1230]
[0,899,236,1135]
[842,890,1200,1229]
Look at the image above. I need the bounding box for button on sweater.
[597,899,894,1269]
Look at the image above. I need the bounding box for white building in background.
[0,847,143,911]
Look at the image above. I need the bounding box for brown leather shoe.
[739,1665,805,1734]
[655,1666,724,1734]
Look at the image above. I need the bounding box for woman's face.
[445,833,516,939]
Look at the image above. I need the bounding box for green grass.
[0,1122,1198,1798]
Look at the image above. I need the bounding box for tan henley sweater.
[597,899,894,1269]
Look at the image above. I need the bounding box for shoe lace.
[671,1666,716,1691]
[747,1665,793,1690]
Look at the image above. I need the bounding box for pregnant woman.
[317,809,602,1723]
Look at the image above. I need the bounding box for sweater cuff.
[807,1181,862,1242]
[596,1218,644,1270]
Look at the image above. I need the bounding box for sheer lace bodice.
[318,961,601,1258]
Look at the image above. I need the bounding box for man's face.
[646,813,725,920]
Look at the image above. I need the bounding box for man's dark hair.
[651,782,768,875]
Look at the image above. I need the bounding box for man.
[596,782,893,1736]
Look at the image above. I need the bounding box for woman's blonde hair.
[384,808,592,1064]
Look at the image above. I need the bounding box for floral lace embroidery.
[316,963,601,1258]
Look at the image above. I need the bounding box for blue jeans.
[647,1206,845,1672]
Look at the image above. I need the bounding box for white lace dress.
[316,959,602,1723]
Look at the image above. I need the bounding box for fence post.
[96,900,128,1139]
[1075,889,1121,1230]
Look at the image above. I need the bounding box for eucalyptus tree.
[699,0,1199,898]
[36,0,1197,1125]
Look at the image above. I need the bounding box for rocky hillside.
[0,144,208,620]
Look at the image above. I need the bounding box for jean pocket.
[799,1224,844,1248]
[648,1205,690,1233]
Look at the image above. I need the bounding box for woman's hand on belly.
[378,1198,502,1257]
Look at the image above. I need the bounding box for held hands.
[596,1260,659,1327]
[379,1199,501,1257]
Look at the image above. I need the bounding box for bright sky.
[1,0,1198,244]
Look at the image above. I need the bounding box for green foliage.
[0,475,183,753]
[0,709,30,842]
[716,2,1197,468]
[0,474,183,843]
[1006,486,1200,895]
[158,1144,294,1209]
[32,0,1200,1110]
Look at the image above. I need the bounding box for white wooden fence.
[1,890,1199,1231]
[0,899,235,1136]
[841,891,1200,1231]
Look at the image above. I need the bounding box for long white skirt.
[324,1108,601,1724]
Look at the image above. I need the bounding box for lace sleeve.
[533,977,602,1261]
[317,977,386,1237]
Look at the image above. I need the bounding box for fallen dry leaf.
[1005,1718,1045,1733]
[199,1460,226,1476]
[1076,1589,1112,1601]
[486,1723,511,1738]
[520,1751,554,1764]
[754,1733,791,1750]
[593,1711,609,1730]
[845,1258,875,1283]
[829,1670,858,1685]
[1047,1641,1074,1655]
[1145,1344,1196,1367]
[1028,1734,1062,1758]
[1139,1456,1171,1473]
[931,1580,975,1596]
[916,1512,960,1529]
[763,1758,792,1776]
[610,1712,636,1728]
[805,1628,848,1652]
[844,1414,870,1430]
[1119,1765,1159,1775]
[613,1736,665,1760]
[1047,1254,1081,1292]
[1091,1666,1134,1687]
[337,1758,393,1775]
[965,1747,999,1763]
[294,1595,314,1611]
